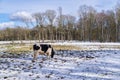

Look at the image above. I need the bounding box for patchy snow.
[0,40,120,45]
[0,42,120,80]
[0,49,120,80]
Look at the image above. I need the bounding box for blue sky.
[0,0,119,29]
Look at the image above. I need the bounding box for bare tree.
[65,15,76,40]
[115,2,120,42]
[33,12,46,42]
[45,10,56,41]
[78,5,96,41]
[105,10,116,42]
[45,10,56,26]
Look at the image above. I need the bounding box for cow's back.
[40,44,51,53]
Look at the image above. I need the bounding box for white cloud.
[11,11,35,22]
[0,22,15,29]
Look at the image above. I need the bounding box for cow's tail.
[51,48,55,58]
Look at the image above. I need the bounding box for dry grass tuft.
[2,44,80,54]
[52,45,80,50]
[4,44,32,54]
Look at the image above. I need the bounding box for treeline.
[0,5,120,42]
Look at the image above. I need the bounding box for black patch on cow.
[33,44,40,50]
[40,44,51,53]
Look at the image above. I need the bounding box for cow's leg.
[46,48,52,59]
[32,50,39,62]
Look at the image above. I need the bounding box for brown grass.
[3,44,80,54]
[4,44,32,54]
[3,44,120,54]
[52,45,80,50]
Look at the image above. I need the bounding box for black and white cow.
[32,43,55,62]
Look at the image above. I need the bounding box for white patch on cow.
[46,48,52,56]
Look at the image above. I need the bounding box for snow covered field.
[0,42,120,80]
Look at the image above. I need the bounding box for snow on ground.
[0,50,120,80]
[0,42,120,80]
